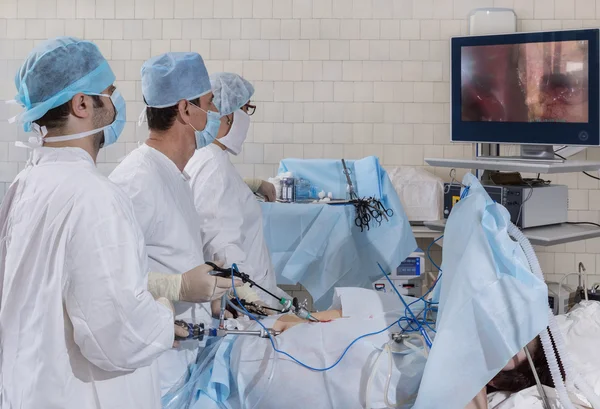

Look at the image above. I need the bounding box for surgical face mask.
[188,103,221,150]
[218,109,250,155]
[35,90,126,148]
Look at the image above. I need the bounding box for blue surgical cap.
[210,72,255,116]
[14,36,115,131]
[141,52,211,108]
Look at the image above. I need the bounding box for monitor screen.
[461,40,588,123]
[451,29,599,146]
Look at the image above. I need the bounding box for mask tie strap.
[138,107,147,127]
[14,123,47,165]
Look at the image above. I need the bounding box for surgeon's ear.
[70,92,92,119]
[177,99,192,124]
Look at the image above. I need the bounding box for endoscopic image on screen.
[461,40,589,123]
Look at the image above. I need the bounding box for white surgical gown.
[0,147,174,409]
[185,145,282,307]
[110,144,210,395]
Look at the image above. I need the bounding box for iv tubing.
[248,334,278,409]
[384,344,400,408]
[366,344,389,409]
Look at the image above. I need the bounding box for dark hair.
[35,95,104,130]
[488,334,565,393]
[146,97,200,132]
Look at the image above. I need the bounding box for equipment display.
[373,276,423,298]
[451,28,600,160]
[443,183,568,228]
[373,252,426,297]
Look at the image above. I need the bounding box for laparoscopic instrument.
[174,320,281,341]
[177,255,440,376]
[204,261,321,322]
[174,262,321,341]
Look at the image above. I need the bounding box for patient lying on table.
[164,287,575,409]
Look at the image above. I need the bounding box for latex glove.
[244,178,262,193]
[244,178,276,202]
[231,283,261,303]
[257,181,276,202]
[180,262,243,302]
[155,297,188,347]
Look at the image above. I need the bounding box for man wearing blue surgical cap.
[0,37,181,409]
[185,72,288,310]
[109,52,241,397]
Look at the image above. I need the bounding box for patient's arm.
[272,310,343,332]
[464,387,488,409]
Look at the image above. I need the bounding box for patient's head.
[487,334,564,393]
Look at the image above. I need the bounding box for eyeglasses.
[242,103,256,116]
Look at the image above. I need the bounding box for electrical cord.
[407,185,469,320]
[516,180,534,227]
[405,185,475,330]
[554,152,600,181]
[377,263,434,347]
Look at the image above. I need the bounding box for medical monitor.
[451,29,600,159]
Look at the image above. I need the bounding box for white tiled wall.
[2,0,600,284]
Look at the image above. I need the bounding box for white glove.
[244,178,262,193]
[148,263,242,303]
[257,181,276,202]
[231,284,278,315]
[244,178,276,202]
[231,283,261,303]
[180,262,243,302]
[148,272,182,301]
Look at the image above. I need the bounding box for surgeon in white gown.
[109,52,241,396]
[185,72,285,308]
[0,37,178,409]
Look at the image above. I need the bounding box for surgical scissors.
[371,199,394,222]
[341,158,394,231]
[378,201,394,219]
[355,210,371,229]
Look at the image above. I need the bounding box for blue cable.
[425,234,443,273]
[228,264,431,372]
[407,184,470,313]
[377,263,433,348]
[400,184,471,334]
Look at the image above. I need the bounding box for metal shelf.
[423,220,600,247]
[424,157,600,174]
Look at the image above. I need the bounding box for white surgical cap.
[209,72,255,116]
[13,36,115,131]
[141,52,211,108]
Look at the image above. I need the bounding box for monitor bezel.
[451,28,600,147]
